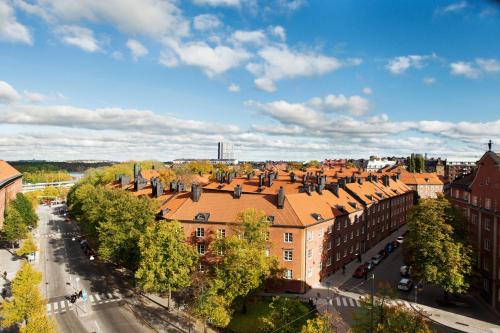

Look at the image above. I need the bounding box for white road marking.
[342,297,348,306]
[53,301,59,311]
[348,298,355,306]
[46,304,51,314]
[90,294,96,303]
[355,299,361,307]
[336,297,341,306]
[94,294,102,302]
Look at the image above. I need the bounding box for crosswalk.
[35,231,80,239]
[46,291,122,315]
[315,296,415,309]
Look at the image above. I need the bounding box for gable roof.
[0,161,22,187]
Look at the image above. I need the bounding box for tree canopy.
[3,206,28,245]
[16,235,38,258]
[259,297,311,333]
[10,193,38,229]
[403,196,472,299]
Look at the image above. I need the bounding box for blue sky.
[0,0,499,161]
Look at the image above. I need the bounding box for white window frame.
[284,250,293,261]
[196,227,205,237]
[284,269,292,279]
[217,229,226,238]
[284,232,293,243]
[197,243,205,255]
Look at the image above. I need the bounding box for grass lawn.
[227,298,314,333]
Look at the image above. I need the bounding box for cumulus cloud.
[436,1,467,14]
[423,77,436,85]
[307,94,371,116]
[450,61,480,79]
[277,0,307,12]
[193,14,222,31]
[230,30,266,45]
[0,81,22,103]
[228,83,240,92]
[23,90,46,103]
[0,1,33,44]
[162,39,251,77]
[55,25,101,52]
[16,0,189,39]
[386,54,436,75]
[126,39,148,60]
[193,0,240,7]
[269,25,286,42]
[362,87,373,95]
[247,45,343,92]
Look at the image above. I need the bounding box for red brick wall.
[0,178,22,229]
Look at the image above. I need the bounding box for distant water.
[69,172,84,180]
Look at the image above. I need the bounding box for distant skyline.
[0,0,499,161]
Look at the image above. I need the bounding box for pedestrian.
[357,253,362,263]
[342,264,346,275]
[3,271,6,280]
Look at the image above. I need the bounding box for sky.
[0,0,499,161]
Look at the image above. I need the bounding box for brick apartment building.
[0,160,23,229]
[383,166,444,199]
[115,166,414,293]
[449,148,500,311]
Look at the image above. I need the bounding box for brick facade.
[0,161,23,229]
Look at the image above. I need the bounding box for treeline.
[2,193,38,246]
[23,171,72,184]
[10,161,115,173]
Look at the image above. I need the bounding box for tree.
[3,207,28,248]
[259,297,311,333]
[135,220,199,308]
[0,262,54,332]
[300,313,338,333]
[403,196,472,301]
[10,193,38,229]
[306,160,320,168]
[352,287,435,333]
[16,235,38,259]
[408,154,416,172]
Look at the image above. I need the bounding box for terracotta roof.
[139,169,160,180]
[381,166,443,186]
[344,178,412,205]
[0,161,22,185]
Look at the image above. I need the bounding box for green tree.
[259,297,311,333]
[352,287,434,333]
[0,262,54,332]
[3,207,28,248]
[11,193,38,229]
[403,196,472,301]
[306,160,320,168]
[16,235,38,258]
[135,220,199,308]
[300,313,337,333]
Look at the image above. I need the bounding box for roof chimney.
[152,178,163,198]
[339,178,347,188]
[176,182,184,192]
[267,173,273,187]
[290,172,296,183]
[277,186,285,209]
[258,174,264,187]
[233,184,242,199]
[227,172,234,184]
[134,163,140,179]
[191,183,201,202]
[170,181,177,191]
[328,183,339,197]
[119,175,130,188]
[247,173,252,180]
[382,175,390,187]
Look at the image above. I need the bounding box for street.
[36,204,154,333]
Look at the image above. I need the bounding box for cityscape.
[1,1,500,333]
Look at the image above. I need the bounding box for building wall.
[416,184,444,199]
[0,178,23,229]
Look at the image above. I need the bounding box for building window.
[344,220,348,228]
[327,256,332,266]
[217,229,226,238]
[328,240,332,250]
[307,231,313,241]
[328,225,333,234]
[336,252,340,261]
[284,250,293,261]
[343,249,347,257]
[284,232,293,243]
[284,269,292,279]
[356,229,359,237]
[265,248,270,257]
[307,249,313,259]
[266,231,270,241]
[361,226,365,234]
[350,245,353,253]
[344,234,348,243]
[337,237,341,246]
[197,243,205,255]
[485,218,491,231]
[350,231,353,240]
[196,228,205,237]
[483,258,489,272]
[485,198,491,210]
[483,278,489,292]
[337,223,340,231]
[199,263,204,272]
[356,242,359,250]
[484,239,491,251]
[307,267,312,277]
[367,233,370,241]
[372,231,375,237]
[217,246,224,256]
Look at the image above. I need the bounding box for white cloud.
[0,81,21,103]
[439,1,467,14]
[230,30,266,45]
[126,39,148,60]
[228,83,240,92]
[307,94,371,116]
[0,1,33,44]
[163,39,251,77]
[23,90,46,103]
[423,77,436,85]
[247,99,326,128]
[450,61,480,79]
[16,0,189,39]
[111,51,123,60]
[193,14,222,31]
[269,25,286,42]
[386,54,435,75]
[476,58,500,73]
[193,0,240,7]
[55,25,101,52]
[362,87,373,95]
[277,0,307,12]
[248,45,342,92]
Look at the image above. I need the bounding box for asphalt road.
[337,240,500,333]
[37,204,154,333]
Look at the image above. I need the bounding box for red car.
[352,263,368,278]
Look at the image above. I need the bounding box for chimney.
[267,173,273,187]
[317,183,324,194]
[302,174,306,185]
[176,182,184,192]
[227,173,234,184]
[233,184,242,199]
[277,186,285,208]
[119,175,130,188]
[382,175,390,187]
[396,172,401,181]
[290,172,296,183]
[133,163,140,179]
[339,178,347,188]
[258,174,264,187]
[152,178,163,198]
[306,185,312,196]
[247,173,252,180]
[191,183,202,202]
[328,183,339,197]
[320,176,326,187]
[216,171,222,183]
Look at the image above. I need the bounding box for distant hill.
[8,161,116,173]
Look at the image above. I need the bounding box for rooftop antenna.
[488,139,492,152]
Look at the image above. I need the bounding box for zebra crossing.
[315,296,415,309]
[46,291,122,315]
[35,231,79,239]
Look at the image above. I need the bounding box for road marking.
[355,299,361,307]
[348,298,355,306]
[336,297,341,306]
[106,292,113,299]
[53,301,59,312]
[342,297,348,306]
[90,294,96,303]
[94,294,102,302]
[46,304,51,314]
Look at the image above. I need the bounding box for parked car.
[400,265,412,277]
[378,249,388,259]
[396,236,404,244]
[371,254,383,265]
[397,278,414,291]
[392,240,400,249]
[385,242,394,253]
[365,261,375,271]
[353,263,368,278]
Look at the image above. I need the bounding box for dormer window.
[311,213,323,221]
[194,212,210,221]
[348,201,357,209]
[267,215,275,224]
[365,194,373,201]
[375,192,384,198]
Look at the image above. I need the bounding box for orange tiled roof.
[0,161,22,184]
[139,169,160,180]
